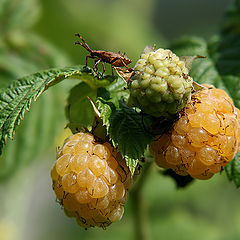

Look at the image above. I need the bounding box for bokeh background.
[0,0,239,240]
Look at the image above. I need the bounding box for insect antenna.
[74,33,92,52]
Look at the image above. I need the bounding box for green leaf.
[171,37,222,87]
[125,155,139,175]
[0,65,115,155]
[211,0,240,109]
[171,36,208,57]
[96,97,113,130]
[0,86,65,179]
[0,30,73,179]
[215,0,240,76]
[171,37,232,96]
[96,78,151,173]
[96,77,128,130]
[66,82,96,133]
[106,77,128,106]
[225,152,240,188]
[225,161,233,181]
[221,75,240,108]
[109,102,153,160]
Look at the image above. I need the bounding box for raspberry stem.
[130,161,152,240]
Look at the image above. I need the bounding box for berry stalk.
[130,161,152,240]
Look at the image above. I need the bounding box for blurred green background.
[0,0,239,240]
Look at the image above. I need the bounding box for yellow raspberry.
[150,86,240,180]
[51,132,133,229]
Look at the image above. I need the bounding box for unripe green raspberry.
[128,47,193,117]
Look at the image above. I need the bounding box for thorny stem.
[130,161,153,240]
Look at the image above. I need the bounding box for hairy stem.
[130,161,152,240]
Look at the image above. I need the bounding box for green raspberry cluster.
[128,47,193,118]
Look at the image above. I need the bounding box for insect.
[74,33,132,77]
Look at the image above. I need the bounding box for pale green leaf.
[66,82,96,133]
[125,156,139,175]
[96,98,113,130]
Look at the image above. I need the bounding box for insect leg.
[101,62,106,78]
[75,34,89,47]
[86,55,95,66]
[74,34,92,52]
[111,65,114,76]
[93,59,101,76]
[120,59,133,72]
[74,41,87,49]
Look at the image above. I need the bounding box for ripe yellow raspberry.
[51,132,133,229]
[128,47,193,117]
[150,85,240,180]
